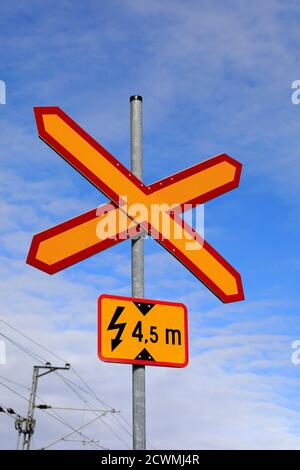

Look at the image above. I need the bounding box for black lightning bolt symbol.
[108,306,126,351]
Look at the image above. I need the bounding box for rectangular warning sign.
[98,294,188,368]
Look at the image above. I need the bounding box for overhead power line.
[0,379,106,450]
[41,413,109,450]
[0,318,115,408]
[0,318,66,363]
[0,375,30,391]
[0,319,131,448]
[0,380,29,402]
[0,318,137,448]
[36,405,119,412]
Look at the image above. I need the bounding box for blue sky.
[1,0,300,449]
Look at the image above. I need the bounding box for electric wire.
[67,367,136,441]
[0,344,105,448]
[0,332,45,363]
[0,328,131,448]
[0,376,103,449]
[1,318,125,415]
[70,367,113,409]
[37,406,118,412]
[67,366,138,446]
[0,374,30,391]
[104,412,132,438]
[0,380,105,450]
[54,373,131,448]
[44,373,131,449]
[33,389,108,450]
[0,319,115,409]
[0,318,148,448]
[0,380,29,402]
[41,413,108,450]
[40,409,105,450]
[0,318,67,363]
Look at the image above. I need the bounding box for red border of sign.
[33,107,242,207]
[26,202,140,274]
[98,294,189,368]
[28,107,244,303]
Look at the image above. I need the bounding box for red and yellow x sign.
[27,107,244,303]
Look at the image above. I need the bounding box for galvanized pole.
[22,363,70,450]
[130,95,146,450]
[22,366,38,450]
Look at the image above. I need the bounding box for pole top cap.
[130,95,143,102]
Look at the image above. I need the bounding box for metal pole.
[22,366,38,450]
[130,95,146,450]
[22,363,70,450]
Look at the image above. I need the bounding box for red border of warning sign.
[27,107,244,303]
[98,294,189,368]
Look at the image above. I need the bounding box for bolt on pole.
[130,95,146,450]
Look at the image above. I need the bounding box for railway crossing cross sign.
[27,107,244,303]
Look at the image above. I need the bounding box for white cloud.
[0,250,300,449]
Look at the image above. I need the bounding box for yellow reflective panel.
[98,295,188,368]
